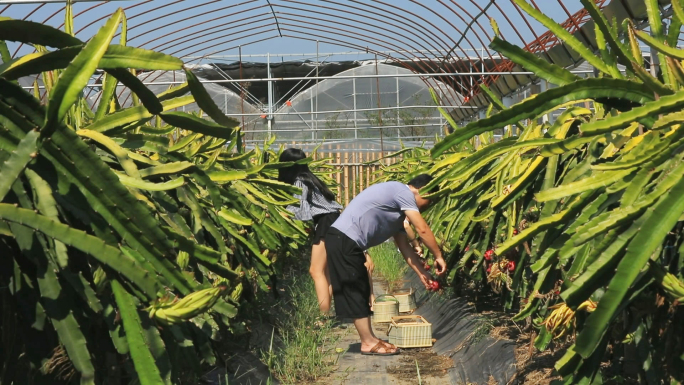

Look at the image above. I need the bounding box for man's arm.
[404,210,446,275]
[403,219,423,257]
[393,232,432,289]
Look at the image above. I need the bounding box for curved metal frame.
[4,0,618,113]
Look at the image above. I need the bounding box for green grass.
[256,243,408,383]
[368,241,408,293]
[262,273,343,384]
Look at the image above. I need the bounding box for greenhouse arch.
[2,1,684,384]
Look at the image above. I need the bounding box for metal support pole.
[375,54,384,159]
[650,42,660,80]
[239,46,246,146]
[311,88,315,141]
[315,40,319,142]
[396,66,400,140]
[481,47,484,72]
[353,74,358,139]
[481,47,485,85]
[267,52,272,138]
[439,88,445,135]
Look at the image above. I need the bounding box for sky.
[1,0,581,64]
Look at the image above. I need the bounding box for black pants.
[312,211,340,245]
[325,227,371,319]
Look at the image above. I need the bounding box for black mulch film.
[404,272,518,384]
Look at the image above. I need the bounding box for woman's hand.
[364,252,374,274]
[413,244,423,258]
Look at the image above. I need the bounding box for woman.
[278,148,343,314]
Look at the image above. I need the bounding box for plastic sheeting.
[78,66,459,153]
[403,272,518,384]
[269,63,461,145]
[86,70,262,122]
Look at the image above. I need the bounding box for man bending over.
[324,174,446,356]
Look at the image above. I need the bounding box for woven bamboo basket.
[387,315,433,348]
[372,295,399,323]
[392,287,416,313]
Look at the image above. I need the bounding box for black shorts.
[325,227,372,319]
[312,211,340,245]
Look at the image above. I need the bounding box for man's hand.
[434,256,447,276]
[394,232,434,289]
[418,271,433,290]
[364,252,374,274]
[405,210,443,263]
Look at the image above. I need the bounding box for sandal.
[314,320,326,328]
[361,340,400,356]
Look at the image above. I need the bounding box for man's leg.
[354,317,397,353]
[326,229,397,353]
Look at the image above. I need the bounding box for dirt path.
[324,278,452,385]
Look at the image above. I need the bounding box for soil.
[373,320,453,380]
[386,348,454,379]
[510,330,566,385]
[474,310,567,385]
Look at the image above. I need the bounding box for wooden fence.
[311,149,400,206]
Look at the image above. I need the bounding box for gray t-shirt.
[331,181,419,249]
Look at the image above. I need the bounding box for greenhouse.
[1,1,684,384]
[84,69,264,123]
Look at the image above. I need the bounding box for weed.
[416,359,422,385]
[368,241,408,293]
[262,274,342,384]
[453,315,497,354]
[469,316,496,345]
